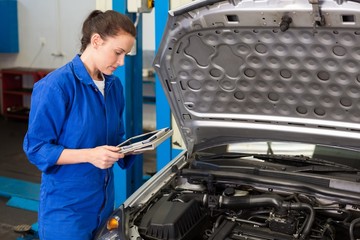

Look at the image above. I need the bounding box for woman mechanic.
[23,10,136,239]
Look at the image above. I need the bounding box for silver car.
[95,0,360,239]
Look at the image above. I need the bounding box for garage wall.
[0,0,156,70]
[0,0,96,70]
[0,0,158,131]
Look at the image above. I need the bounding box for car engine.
[133,167,360,240]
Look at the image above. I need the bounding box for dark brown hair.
[80,10,136,53]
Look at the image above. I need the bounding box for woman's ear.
[91,33,103,49]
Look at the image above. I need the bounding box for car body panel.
[153,0,360,155]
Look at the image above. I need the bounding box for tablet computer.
[117,127,173,154]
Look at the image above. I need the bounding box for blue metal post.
[112,1,144,206]
[155,0,172,171]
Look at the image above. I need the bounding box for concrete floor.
[0,117,39,239]
[0,116,157,239]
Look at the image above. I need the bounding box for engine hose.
[350,217,360,240]
[176,193,284,208]
[176,193,207,205]
[282,202,315,240]
[219,194,283,209]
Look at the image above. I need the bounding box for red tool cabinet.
[1,68,53,119]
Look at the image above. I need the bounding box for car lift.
[0,176,39,239]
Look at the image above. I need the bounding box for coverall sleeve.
[23,81,67,173]
[117,154,136,169]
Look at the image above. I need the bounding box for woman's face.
[94,33,135,75]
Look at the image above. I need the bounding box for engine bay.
[133,167,360,240]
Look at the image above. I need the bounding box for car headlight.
[106,216,120,231]
[94,207,125,240]
[97,230,119,240]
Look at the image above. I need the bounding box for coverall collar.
[72,54,115,86]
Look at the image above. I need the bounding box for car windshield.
[195,141,360,170]
[228,142,316,156]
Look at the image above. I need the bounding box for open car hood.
[153,0,360,155]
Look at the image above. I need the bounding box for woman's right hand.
[57,146,125,169]
[87,145,125,169]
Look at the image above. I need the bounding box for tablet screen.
[118,131,158,147]
[117,128,172,154]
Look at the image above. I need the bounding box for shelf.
[3,88,33,95]
[4,112,30,120]
[3,105,30,119]
[1,68,53,120]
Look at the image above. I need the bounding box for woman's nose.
[117,55,125,66]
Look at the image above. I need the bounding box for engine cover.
[137,195,207,240]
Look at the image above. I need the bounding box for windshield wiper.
[196,152,252,160]
[253,154,359,171]
[290,165,359,173]
[195,152,359,172]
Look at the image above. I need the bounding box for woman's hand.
[87,145,125,169]
[57,145,125,169]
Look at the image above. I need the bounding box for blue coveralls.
[23,55,135,239]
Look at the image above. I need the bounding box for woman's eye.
[115,49,124,55]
